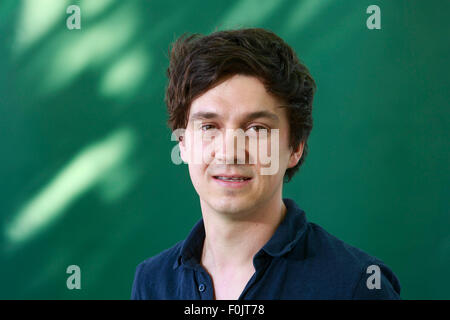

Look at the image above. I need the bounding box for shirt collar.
[173,218,206,270]
[261,198,308,257]
[173,198,308,269]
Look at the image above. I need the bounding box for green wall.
[0,0,448,299]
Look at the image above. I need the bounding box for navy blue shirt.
[131,198,401,299]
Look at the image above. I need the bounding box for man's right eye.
[201,124,215,131]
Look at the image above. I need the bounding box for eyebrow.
[189,110,280,123]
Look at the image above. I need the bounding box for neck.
[200,195,287,272]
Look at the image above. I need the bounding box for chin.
[208,195,255,215]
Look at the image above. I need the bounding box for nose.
[213,128,247,165]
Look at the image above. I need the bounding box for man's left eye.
[248,125,267,132]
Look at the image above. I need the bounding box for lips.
[212,175,252,181]
[212,174,253,187]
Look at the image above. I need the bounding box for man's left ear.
[288,140,304,168]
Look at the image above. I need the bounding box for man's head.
[165,28,316,216]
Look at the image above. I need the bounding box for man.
[131,28,401,299]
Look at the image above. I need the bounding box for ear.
[287,140,304,169]
[179,135,188,163]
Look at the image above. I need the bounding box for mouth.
[212,175,253,187]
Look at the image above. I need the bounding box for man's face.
[179,74,303,218]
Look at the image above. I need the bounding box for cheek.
[188,163,208,194]
[255,129,287,176]
[278,131,292,165]
[184,131,216,165]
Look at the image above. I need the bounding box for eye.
[248,125,267,132]
[201,124,216,131]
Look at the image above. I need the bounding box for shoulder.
[130,240,184,300]
[306,222,380,267]
[298,222,401,299]
[138,240,184,271]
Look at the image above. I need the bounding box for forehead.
[188,75,286,121]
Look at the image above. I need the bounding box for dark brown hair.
[165,28,316,183]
